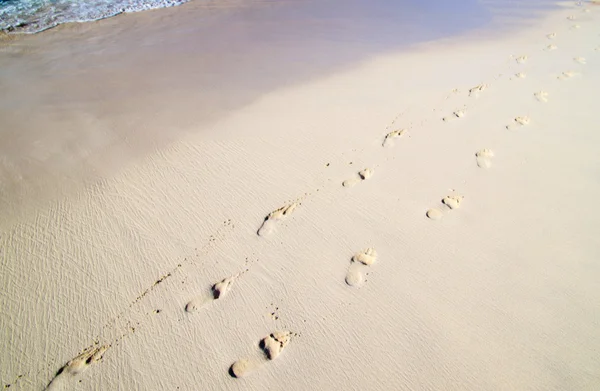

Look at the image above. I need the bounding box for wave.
[0,0,191,34]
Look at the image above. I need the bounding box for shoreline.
[0,0,191,34]
[2,1,600,390]
[0,0,557,231]
[0,0,497,231]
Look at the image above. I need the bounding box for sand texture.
[1,1,600,390]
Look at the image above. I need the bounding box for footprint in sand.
[547,32,556,39]
[257,203,298,237]
[185,275,237,313]
[426,194,465,220]
[515,55,528,64]
[506,116,530,130]
[573,57,586,64]
[345,248,377,287]
[557,70,577,80]
[475,149,495,169]
[382,129,406,147]
[426,208,444,221]
[442,194,464,210]
[534,91,549,103]
[567,15,577,21]
[468,84,487,98]
[343,168,374,187]
[45,346,109,390]
[571,24,581,30]
[442,108,466,122]
[230,331,293,378]
[513,72,526,80]
[544,44,558,51]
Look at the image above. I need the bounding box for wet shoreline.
[0,0,190,34]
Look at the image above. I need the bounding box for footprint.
[442,108,466,122]
[230,359,261,379]
[514,72,527,79]
[63,346,108,376]
[547,33,556,39]
[45,346,109,390]
[544,44,557,51]
[475,149,495,169]
[426,208,444,221]
[382,129,406,147]
[573,57,586,64]
[342,178,360,187]
[345,248,377,287]
[468,84,487,98]
[557,70,576,80]
[359,168,374,180]
[506,116,530,130]
[571,24,580,30]
[257,203,298,236]
[516,55,528,64]
[185,275,237,313]
[230,331,293,378]
[426,193,464,220]
[351,247,377,265]
[534,91,549,102]
[567,15,577,20]
[343,168,374,187]
[260,331,292,360]
[442,194,464,210]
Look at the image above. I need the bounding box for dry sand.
[2,1,600,390]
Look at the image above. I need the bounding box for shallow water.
[0,0,189,33]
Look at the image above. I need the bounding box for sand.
[1,1,600,390]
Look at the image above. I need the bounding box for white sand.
[2,1,600,390]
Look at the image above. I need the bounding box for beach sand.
[1,1,600,390]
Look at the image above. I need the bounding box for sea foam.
[0,0,190,34]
